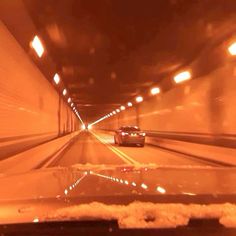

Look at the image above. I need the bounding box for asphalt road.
[50,130,216,167]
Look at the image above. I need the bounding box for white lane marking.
[91,131,140,165]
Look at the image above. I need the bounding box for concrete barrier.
[97,129,236,166]
[0,131,80,175]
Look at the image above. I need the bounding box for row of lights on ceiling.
[89,71,190,126]
[90,40,236,127]
[30,35,84,125]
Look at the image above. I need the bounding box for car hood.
[0,164,236,225]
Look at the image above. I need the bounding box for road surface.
[48,131,218,167]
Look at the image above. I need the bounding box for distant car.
[114,126,146,147]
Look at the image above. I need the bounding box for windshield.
[0,0,236,230]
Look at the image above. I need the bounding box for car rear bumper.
[121,136,145,144]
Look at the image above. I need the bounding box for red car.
[114,126,146,147]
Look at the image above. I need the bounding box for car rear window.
[121,127,140,131]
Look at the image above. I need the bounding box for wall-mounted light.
[173,71,191,84]
[136,96,143,103]
[31,35,44,58]
[150,87,160,95]
[53,73,60,85]
[228,42,236,56]
[62,89,67,96]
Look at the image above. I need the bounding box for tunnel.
[1,1,236,232]
[0,0,236,173]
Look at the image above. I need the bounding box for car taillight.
[121,132,128,136]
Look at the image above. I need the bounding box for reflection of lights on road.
[156,186,166,194]
[64,189,68,195]
[228,42,236,55]
[132,182,136,187]
[173,71,191,84]
[31,35,44,57]
[141,183,148,189]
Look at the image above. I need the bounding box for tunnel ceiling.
[23,0,236,123]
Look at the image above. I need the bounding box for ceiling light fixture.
[53,73,60,85]
[31,35,44,58]
[150,87,160,95]
[62,89,67,96]
[136,96,143,103]
[173,71,191,84]
[228,42,236,55]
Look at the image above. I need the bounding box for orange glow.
[120,106,126,110]
[173,71,191,84]
[113,111,116,114]
[228,42,236,55]
[31,35,44,57]
[62,89,67,96]
[127,102,133,107]
[136,96,143,103]
[67,97,71,103]
[53,73,60,84]
[150,87,160,95]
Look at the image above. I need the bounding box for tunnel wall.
[0,21,79,145]
[95,60,236,146]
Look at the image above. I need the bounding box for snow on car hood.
[47,201,236,228]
